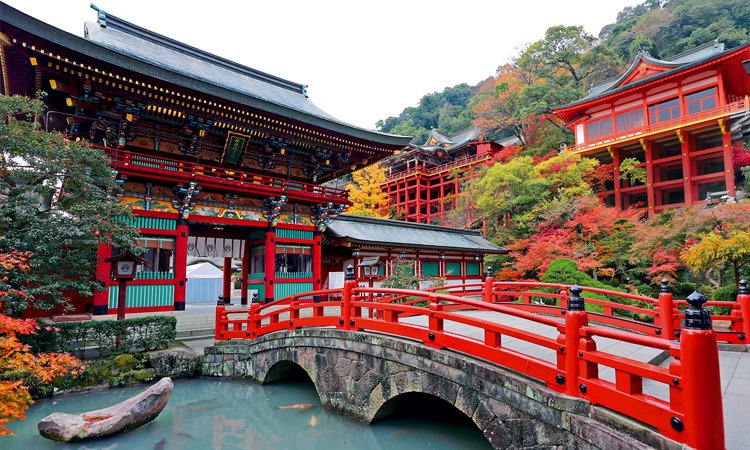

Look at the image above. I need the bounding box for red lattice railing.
[215,276,743,450]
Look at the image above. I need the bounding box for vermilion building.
[552,41,750,214]
[380,127,516,225]
[0,4,411,313]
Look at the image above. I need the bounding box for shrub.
[713,285,739,302]
[25,316,176,358]
[540,258,653,320]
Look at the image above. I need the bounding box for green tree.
[0,94,138,315]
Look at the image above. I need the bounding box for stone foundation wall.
[203,329,679,450]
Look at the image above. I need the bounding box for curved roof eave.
[0,3,412,148]
[552,45,746,114]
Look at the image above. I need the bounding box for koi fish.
[278,403,312,410]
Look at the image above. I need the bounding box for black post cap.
[684,291,712,330]
[345,264,355,281]
[740,280,748,295]
[252,292,259,303]
[216,296,224,306]
[660,279,671,293]
[485,266,493,278]
[568,284,585,311]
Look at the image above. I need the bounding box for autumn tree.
[682,230,750,288]
[0,94,139,315]
[346,163,390,218]
[0,251,82,435]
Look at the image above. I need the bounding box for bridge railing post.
[559,289,569,309]
[427,294,443,346]
[734,280,749,339]
[560,285,587,396]
[248,303,259,338]
[342,264,355,330]
[215,298,226,340]
[679,291,725,450]
[483,266,494,303]
[657,279,676,339]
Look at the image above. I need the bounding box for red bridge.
[215,267,748,450]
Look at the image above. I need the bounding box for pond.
[3,378,492,449]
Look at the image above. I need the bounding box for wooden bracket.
[717,118,729,135]
[676,130,685,144]
[639,138,647,151]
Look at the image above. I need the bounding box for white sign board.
[327,271,345,290]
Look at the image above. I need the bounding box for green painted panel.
[276,228,313,240]
[275,272,313,279]
[421,262,439,277]
[108,284,174,308]
[466,263,480,276]
[446,262,462,276]
[136,271,174,280]
[119,216,176,231]
[274,282,313,300]
[248,273,265,280]
[248,282,265,300]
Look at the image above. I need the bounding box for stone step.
[176,327,215,339]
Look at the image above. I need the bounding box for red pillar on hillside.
[264,228,276,303]
[93,242,111,315]
[173,219,188,311]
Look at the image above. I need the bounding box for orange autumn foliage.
[0,252,83,435]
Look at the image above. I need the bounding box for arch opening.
[263,360,315,385]
[371,392,491,448]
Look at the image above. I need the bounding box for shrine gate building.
[0,4,417,314]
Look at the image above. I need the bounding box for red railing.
[100,146,348,201]
[215,277,737,450]
[570,98,749,154]
[372,279,748,344]
[386,153,490,181]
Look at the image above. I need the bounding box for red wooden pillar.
[611,148,623,210]
[93,242,112,315]
[312,230,322,291]
[679,131,694,204]
[174,219,188,311]
[264,228,276,303]
[241,239,250,305]
[721,130,735,196]
[222,256,232,304]
[644,143,656,217]
[680,292,725,450]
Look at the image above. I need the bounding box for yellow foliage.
[681,230,750,272]
[346,163,390,218]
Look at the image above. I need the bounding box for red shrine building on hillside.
[379,127,518,226]
[0,3,503,315]
[552,41,750,214]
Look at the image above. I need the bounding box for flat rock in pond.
[38,377,173,442]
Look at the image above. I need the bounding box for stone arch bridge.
[204,329,676,449]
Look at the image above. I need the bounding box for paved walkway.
[102,303,747,449]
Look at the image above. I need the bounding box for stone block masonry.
[204,329,680,449]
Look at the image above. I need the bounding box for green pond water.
[2,378,492,449]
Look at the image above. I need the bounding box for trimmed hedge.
[27,316,176,358]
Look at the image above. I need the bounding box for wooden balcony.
[102,147,349,204]
[571,98,749,154]
[386,153,490,182]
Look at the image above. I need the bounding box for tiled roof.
[556,41,732,110]
[0,2,411,147]
[326,214,506,253]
